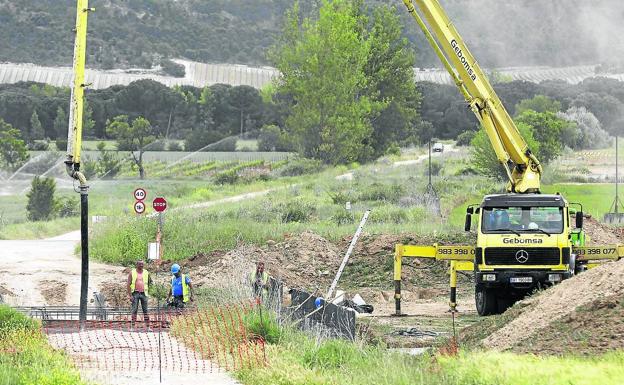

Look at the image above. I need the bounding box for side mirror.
[576,211,583,229]
[464,213,472,232]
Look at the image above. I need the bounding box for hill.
[0,0,623,69]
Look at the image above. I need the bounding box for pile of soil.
[473,258,624,354]
[583,217,622,244]
[38,280,67,306]
[189,231,342,294]
[169,231,473,300]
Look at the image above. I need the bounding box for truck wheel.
[475,285,497,316]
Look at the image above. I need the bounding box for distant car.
[432,143,444,152]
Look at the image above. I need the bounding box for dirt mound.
[38,280,67,306]
[481,258,624,353]
[515,294,624,355]
[584,217,622,244]
[189,231,342,294]
[100,281,129,308]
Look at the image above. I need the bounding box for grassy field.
[0,305,84,385]
[200,307,624,385]
[89,153,493,264]
[0,159,318,239]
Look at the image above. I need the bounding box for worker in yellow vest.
[126,260,152,330]
[167,263,194,308]
[249,261,270,300]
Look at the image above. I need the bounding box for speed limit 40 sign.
[134,188,147,201]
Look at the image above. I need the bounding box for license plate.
[510,277,533,283]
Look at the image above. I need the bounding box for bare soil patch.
[38,280,68,306]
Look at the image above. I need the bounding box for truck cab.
[469,194,576,315]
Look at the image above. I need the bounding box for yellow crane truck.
[394,0,622,316]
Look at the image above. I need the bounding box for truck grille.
[484,248,560,265]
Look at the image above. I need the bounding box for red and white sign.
[153,197,168,213]
[134,188,147,201]
[134,201,146,214]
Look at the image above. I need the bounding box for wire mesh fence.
[40,303,266,374]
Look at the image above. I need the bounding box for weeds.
[0,305,85,385]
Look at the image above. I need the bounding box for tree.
[471,123,540,180]
[26,176,57,221]
[258,125,294,152]
[0,119,29,171]
[227,86,262,137]
[515,95,562,115]
[30,110,44,141]
[272,0,384,164]
[557,107,611,149]
[515,110,572,163]
[364,4,421,157]
[106,115,155,179]
[53,106,67,140]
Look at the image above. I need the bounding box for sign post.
[153,197,167,259]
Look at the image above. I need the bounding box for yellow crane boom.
[65,0,94,325]
[401,0,542,193]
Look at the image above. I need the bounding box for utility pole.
[65,0,94,327]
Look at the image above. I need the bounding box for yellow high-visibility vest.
[171,274,190,303]
[130,269,149,295]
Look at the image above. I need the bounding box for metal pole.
[79,184,89,326]
[326,210,371,300]
[428,140,432,186]
[616,136,619,214]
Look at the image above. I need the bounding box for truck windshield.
[481,207,564,234]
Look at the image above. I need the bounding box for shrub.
[161,59,186,77]
[55,138,68,151]
[242,308,282,344]
[280,199,315,223]
[368,207,409,224]
[456,130,476,146]
[331,208,355,225]
[278,158,324,177]
[56,196,79,218]
[424,160,443,177]
[28,140,50,151]
[327,190,352,205]
[26,176,57,221]
[303,339,360,369]
[211,136,237,152]
[258,124,294,152]
[167,141,184,151]
[213,169,239,185]
[358,183,405,203]
[0,305,38,333]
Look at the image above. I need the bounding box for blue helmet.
[171,263,180,274]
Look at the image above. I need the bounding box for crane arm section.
[402,0,542,193]
[66,0,93,182]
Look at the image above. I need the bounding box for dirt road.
[0,231,125,306]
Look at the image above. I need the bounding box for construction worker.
[249,261,270,300]
[127,260,152,330]
[167,263,193,308]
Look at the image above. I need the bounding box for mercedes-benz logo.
[515,249,529,263]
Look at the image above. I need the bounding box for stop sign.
[153,197,167,212]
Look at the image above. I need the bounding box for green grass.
[233,322,624,385]
[90,159,487,264]
[0,305,85,385]
[80,140,117,151]
[542,183,616,218]
[0,217,79,240]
